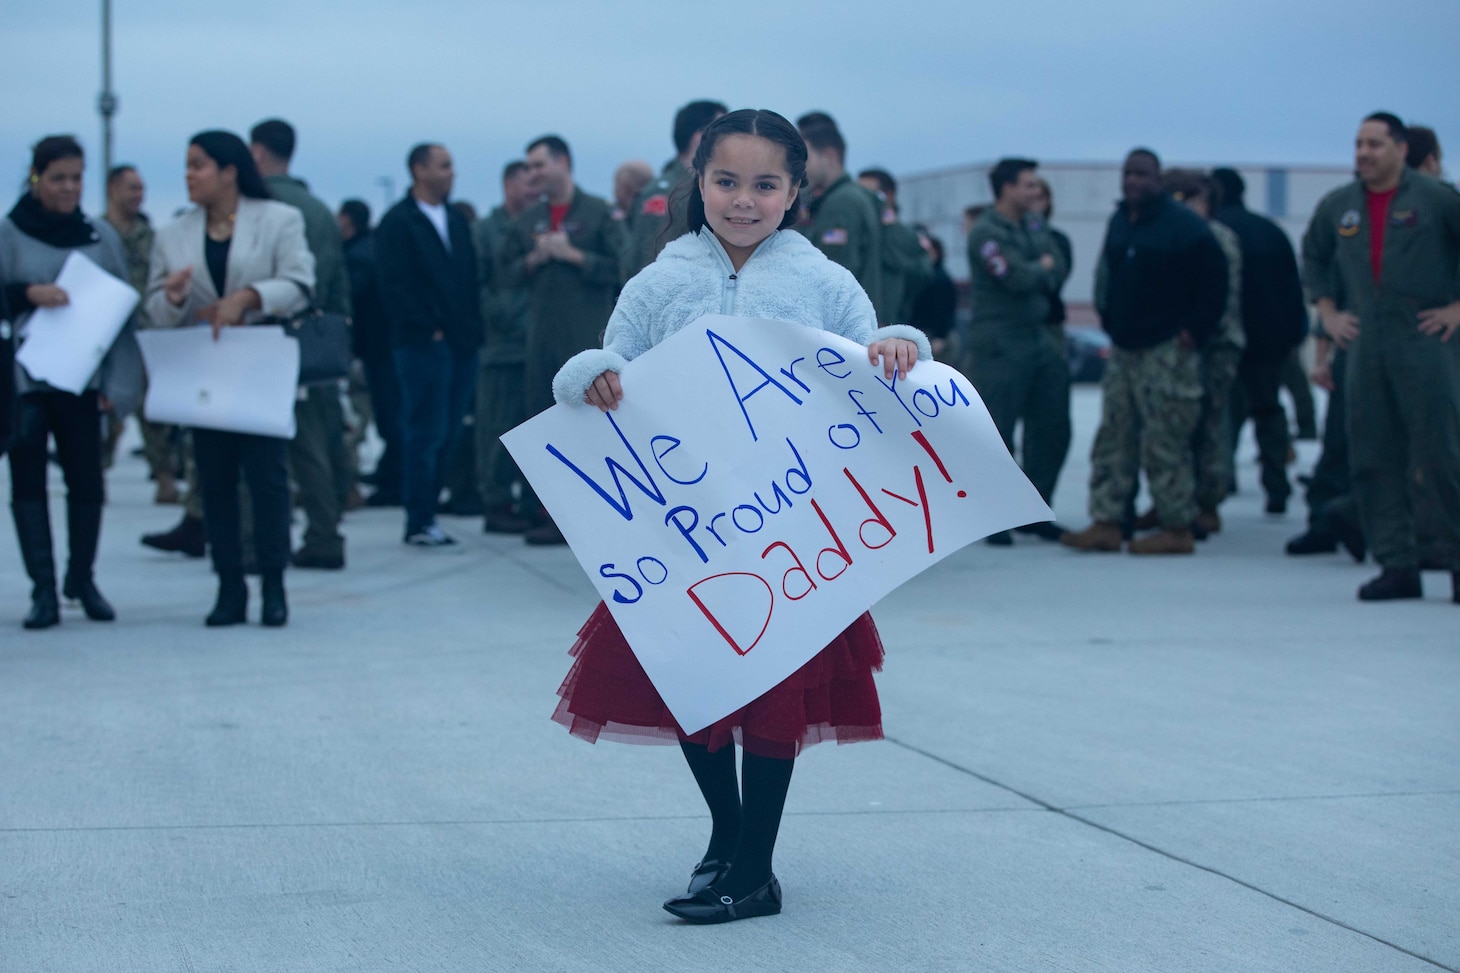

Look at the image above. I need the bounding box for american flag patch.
[821,228,849,245]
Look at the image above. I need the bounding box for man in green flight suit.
[471,160,536,534]
[858,168,932,326]
[251,119,353,570]
[499,134,627,545]
[965,158,1071,543]
[621,100,726,282]
[796,113,881,310]
[1302,111,1460,603]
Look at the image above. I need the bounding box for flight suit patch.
[980,239,1009,279]
[822,228,848,246]
[1389,209,1418,227]
[1338,209,1361,238]
[641,194,669,217]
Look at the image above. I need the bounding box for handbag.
[257,284,351,386]
[282,306,352,385]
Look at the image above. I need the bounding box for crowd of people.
[0,102,1455,928]
[1,105,1456,635]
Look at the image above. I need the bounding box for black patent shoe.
[63,575,115,622]
[685,859,729,896]
[1357,568,1422,602]
[24,586,60,630]
[206,577,249,627]
[663,876,782,924]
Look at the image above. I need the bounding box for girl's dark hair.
[31,135,84,176]
[685,109,808,235]
[189,130,271,200]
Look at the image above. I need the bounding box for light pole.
[98,0,118,206]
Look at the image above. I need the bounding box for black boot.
[141,513,207,557]
[1322,500,1366,563]
[260,570,288,628]
[13,501,60,630]
[62,502,115,622]
[1285,527,1338,555]
[205,573,248,627]
[1357,568,1423,602]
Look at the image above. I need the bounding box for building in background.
[899,161,1351,324]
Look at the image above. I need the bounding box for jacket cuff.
[876,324,934,365]
[554,348,628,407]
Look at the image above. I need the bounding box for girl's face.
[185,144,234,207]
[698,133,799,259]
[32,156,83,214]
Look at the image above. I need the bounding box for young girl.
[550,109,931,924]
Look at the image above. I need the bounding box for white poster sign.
[137,325,300,438]
[15,251,138,394]
[503,316,1052,734]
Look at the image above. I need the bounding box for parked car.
[1066,327,1111,383]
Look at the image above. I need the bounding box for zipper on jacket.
[722,272,737,314]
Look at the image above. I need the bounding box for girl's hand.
[584,370,624,412]
[867,337,919,380]
[26,284,69,308]
[162,267,193,307]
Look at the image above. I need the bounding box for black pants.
[1305,348,1350,529]
[361,352,403,496]
[192,428,291,576]
[1229,356,1292,504]
[8,390,104,505]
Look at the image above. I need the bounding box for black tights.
[679,741,794,899]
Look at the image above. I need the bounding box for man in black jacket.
[374,143,484,546]
[1062,148,1228,554]
[1210,167,1308,515]
[339,199,402,507]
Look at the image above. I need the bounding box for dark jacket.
[374,194,483,354]
[909,261,956,340]
[1037,222,1073,325]
[1097,194,1228,351]
[343,234,390,361]
[1214,201,1307,360]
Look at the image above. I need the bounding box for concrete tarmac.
[1,386,1456,973]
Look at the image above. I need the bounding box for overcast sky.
[3,0,1456,220]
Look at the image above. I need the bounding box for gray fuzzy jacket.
[553,228,931,406]
[0,214,144,416]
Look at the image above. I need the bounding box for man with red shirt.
[1302,111,1460,603]
[498,135,626,544]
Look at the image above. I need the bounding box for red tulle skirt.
[552,602,885,759]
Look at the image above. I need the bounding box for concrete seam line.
[885,736,1458,973]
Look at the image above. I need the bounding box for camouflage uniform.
[1194,220,1245,512]
[1088,337,1204,527]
